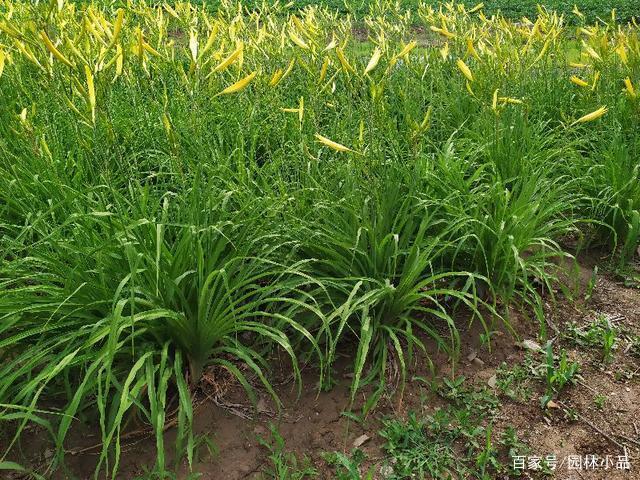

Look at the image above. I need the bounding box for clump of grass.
[0,183,321,475]
[294,174,490,412]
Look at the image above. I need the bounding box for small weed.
[630,335,640,358]
[134,470,202,480]
[323,449,372,480]
[379,378,522,479]
[496,358,535,403]
[479,331,498,349]
[475,425,501,478]
[563,407,580,422]
[565,315,617,362]
[440,376,500,415]
[593,394,607,410]
[379,411,462,479]
[132,433,216,480]
[540,343,579,408]
[602,328,616,362]
[339,410,366,425]
[585,266,598,301]
[258,424,318,480]
[440,376,467,401]
[614,262,640,288]
[499,427,530,476]
[614,369,636,381]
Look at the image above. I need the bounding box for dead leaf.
[471,357,485,366]
[519,339,542,352]
[257,397,269,413]
[546,400,560,409]
[352,434,370,448]
[487,374,497,388]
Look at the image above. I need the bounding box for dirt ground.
[6,253,640,480]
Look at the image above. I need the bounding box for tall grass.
[0,0,638,476]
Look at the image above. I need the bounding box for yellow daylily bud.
[456,58,473,82]
[624,77,636,98]
[573,106,608,125]
[314,133,355,153]
[570,75,590,88]
[216,71,257,95]
[364,47,381,75]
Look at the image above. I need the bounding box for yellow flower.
[319,56,329,82]
[282,58,296,82]
[282,97,304,124]
[364,47,381,75]
[85,65,95,123]
[188,30,198,62]
[468,3,485,14]
[465,81,475,97]
[269,68,284,86]
[570,76,590,88]
[530,37,551,66]
[212,43,243,73]
[270,58,295,87]
[115,44,123,77]
[456,58,473,82]
[579,27,594,37]
[419,106,432,130]
[336,47,355,74]
[289,30,309,50]
[111,9,125,45]
[430,26,456,39]
[314,133,354,153]
[591,71,600,91]
[581,40,601,61]
[499,97,523,105]
[624,77,636,98]
[216,71,257,96]
[397,40,417,59]
[573,106,608,125]
[164,3,180,19]
[439,42,449,60]
[298,96,304,123]
[40,30,74,68]
[615,43,628,64]
[202,25,219,55]
[572,4,584,19]
[324,35,337,51]
[466,38,480,60]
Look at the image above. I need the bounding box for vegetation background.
[71,0,640,22]
[1,0,639,478]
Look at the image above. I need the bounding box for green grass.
[258,424,319,479]
[128,0,640,23]
[376,378,521,480]
[0,0,638,477]
[68,0,639,23]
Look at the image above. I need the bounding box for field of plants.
[141,0,640,24]
[0,0,639,478]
